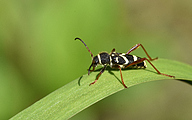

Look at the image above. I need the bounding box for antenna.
[75,37,93,58]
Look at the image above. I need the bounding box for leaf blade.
[10,59,192,120]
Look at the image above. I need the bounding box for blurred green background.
[1,0,192,119]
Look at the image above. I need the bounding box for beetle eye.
[93,56,99,65]
[92,61,97,67]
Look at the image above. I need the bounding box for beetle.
[75,37,175,88]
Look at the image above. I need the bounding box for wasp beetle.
[75,37,175,88]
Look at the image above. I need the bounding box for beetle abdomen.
[111,53,147,69]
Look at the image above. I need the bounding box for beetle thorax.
[92,52,111,66]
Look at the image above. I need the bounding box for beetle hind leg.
[126,43,158,61]
[124,58,175,78]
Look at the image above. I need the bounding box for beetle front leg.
[88,66,95,75]
[89,65,107,86]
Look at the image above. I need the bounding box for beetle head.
[88,56,99,75]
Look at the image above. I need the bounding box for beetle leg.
[118,66,128,88]
[124,58,175,78]
[126,44,158,61]
[89,65,107,86]
[88,66,95,75]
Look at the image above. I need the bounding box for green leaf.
[10,59,192,120]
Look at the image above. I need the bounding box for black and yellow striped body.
[90,51,147,69]
[110,52,147,69]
